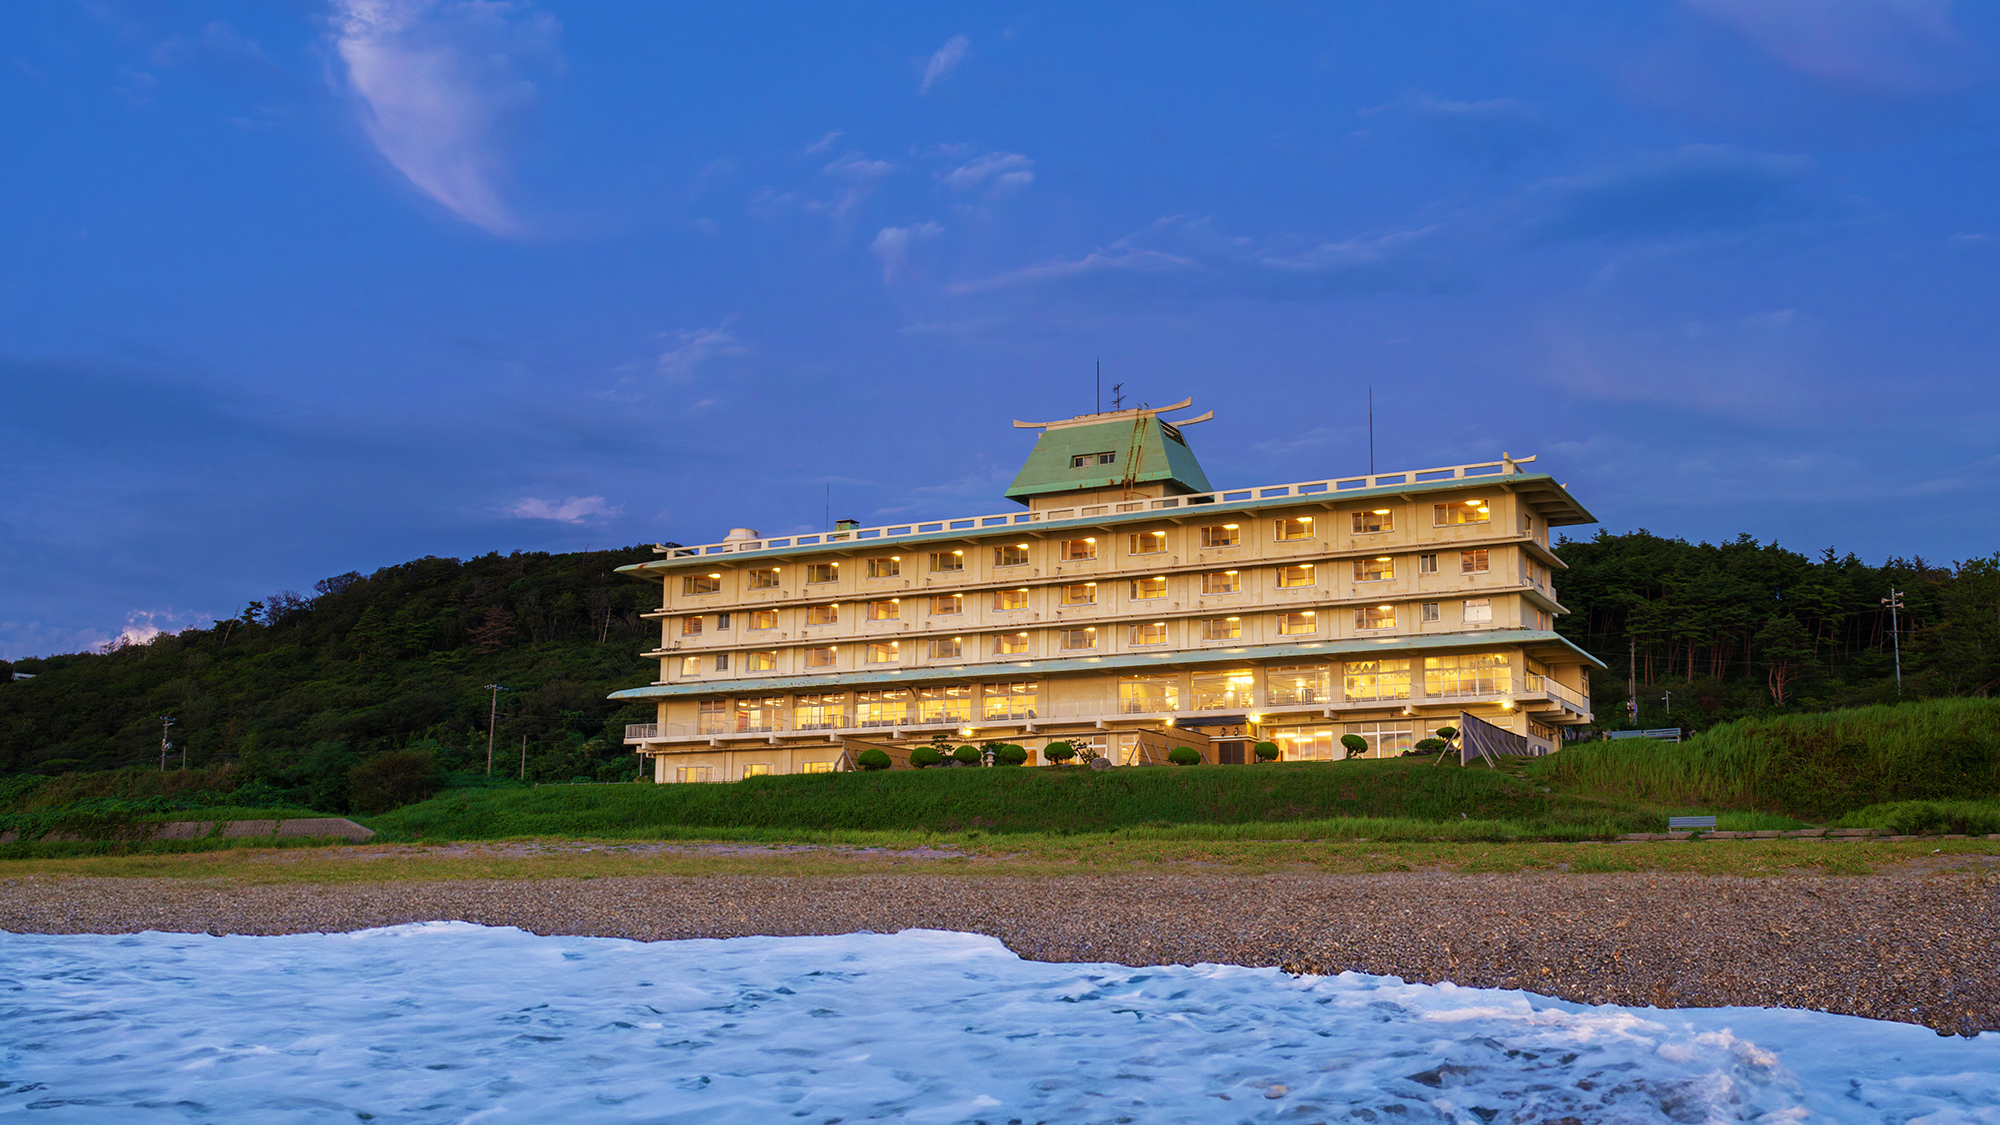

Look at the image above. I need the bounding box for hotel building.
[613,400,1602,781]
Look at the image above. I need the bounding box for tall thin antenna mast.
[825,485,830,533]
[1368,387,1375,475]
[1096,359,1100,414]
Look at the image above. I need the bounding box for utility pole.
[1663,690,1672,717]
[520,733,527,781]
[1881,588,1904,695]
[158,715,174,772]
[1627,636,1639,729]
[484,684,506,775]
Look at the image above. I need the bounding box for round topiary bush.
[952,744,982,765]
[1043,740,1077,765]
[1415,737,1446,754]
[993,743,1028,766]
[856,747,892,771]
[1168,745,1201,766]
[909,745,943,768]
[1435,725,1459,742]
[1339,734,1369,759]
[1253,741,1281,762]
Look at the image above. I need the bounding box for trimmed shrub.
[952,744,982,765]
[1168,746,1201,766]
[1253,741,1281,762]
[1043,740,1077,765]
[909,745,944,769]
[1435,725,1459,741]
[1415,738,1446,754]
[348,749,446,815]
[1339,734,1369,759]
[993,744,1028,766]
[856,748,892,771]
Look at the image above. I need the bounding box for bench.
[1667,815,1718,831]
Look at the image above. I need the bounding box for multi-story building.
[613,400,1602,782]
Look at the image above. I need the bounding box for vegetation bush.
[348,749,447,814]
[909,746,943,769]
[1043,741,1076,765]
[856,748,892,772]
[1415,738,1446,754]
[1436,726,1459,741]
[993,744,1027,767]
[953,745,983,765]
[1832,799,2000,837]
[1168,746,1200,766]
[1253,741,1280,762]
[1340,735,1368,758]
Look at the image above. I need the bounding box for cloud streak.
[871,222,943,281]
[920,35,968,94]
[941,151,1034,193]
[1684,0,1973,93]
[330,0,563,236]
[657,325,749,379]
[505,495,619,522]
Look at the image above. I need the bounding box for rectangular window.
[734,696,784,732]
[679,655,702,677]
[715,612,731,630]
[1059,538,1098,561]
[744,650,777,671]
[1463,598,1493,623]
[928,636,963,660]
[866,557,900,579]
[1419,553,1439,574]
[1343,721,1414,758]
[993,632,1029,655]
[794,691,845,729]
[1200,524,1240,548]
[917,684,972,722]
[1356,605,1397,630]
[805,563,838,584]
[1425,653,1512,697]
[802,761,836,774]
[931,593,963,615]
[992,588,1029,611]
[747,609,777,630]
[1276,564,1316,588]
[805,646,837,668]
[1268,724,1336,761]
[807,604,838,625]
[684,574,721,595]
[697,699,727,735]
[1129,576,1167,600]
[1059,627,1098,650]
[748,568,780,589]
[1352,509,1394,534]
[982,681,1038,720]
[993,544,1029,567]
[1277,611,1318,635]
[1435,499,1492,526]
[742,763,772,778]
[1266,664,1329,705]
[1343,659,1411,702]
[1354,557,1394,582]
[1061,582,1098,606]
[1120,673,1180,714]
[929,550,965,572]
[681,616,703,636]
[1202,616,1241,641]
[1129,530,1167,555]
[1191,668,1255,711]
[866,599,900,621]
[675,766,713,784]
[1201,570,1240,595]
[865,642,900,664]
[1070,451,1116,467]
[856,688,911,726]
[1129,621,1167,645]
[1275,516,1315,541]
[1461,549,1489,574]
[714,653,730,671]
[1420,602,1441,623]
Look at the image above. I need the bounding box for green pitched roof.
[1005,411,1213,504]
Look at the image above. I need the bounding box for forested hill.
[0,532,1995,782]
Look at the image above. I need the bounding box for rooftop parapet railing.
[651,456,1537,560]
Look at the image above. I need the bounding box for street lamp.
[484,684,506,776]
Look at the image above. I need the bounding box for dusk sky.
[5,0,1998,659]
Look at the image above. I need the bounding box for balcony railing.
[652,456,1537,559]
[1525,673,1590,713]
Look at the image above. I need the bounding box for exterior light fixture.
[1378,604,1392,610]
[1085,581,1097,586]
[1465,500,1481,506]
[1084,537,1097,542]
[1223,523,1239,529]
[1298,516,1313,522]
[1085,627,1096,632]
[1152,622,1165,626]
[1303,611,1316,617]
[1224,569,1238,575]
[707,573,722,578]
[1226,616,1240,622]
[953,550,964,555]
[1375,556,1391,561]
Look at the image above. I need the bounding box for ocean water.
[1,923,1994,1124]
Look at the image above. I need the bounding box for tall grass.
[1526,697,2000,819]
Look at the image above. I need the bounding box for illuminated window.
[1275,516,1315,541]
[1277,611,1318,635]
[931,593,963,615]
[734,696,785,731]
[1120,673,1179,714]
[1435,500,1492,526]
[742,763,772,778]
[1461,549,1489,574]
[1356,605,1397,630]
[675,766,713,783]
[794,691,844,728]
[866,556,900,578]
[1060,538,1098,561]
[684,574,721,595]
[928,636,963,660]
[1201,570,1240,595]
[982,681,1038,720]
[992,588,1029,611]
[1426,653,1512,697]
[747,609,777,630]
[805,563,838,584]
[1129,576,1167,600]
[866,599,899,621]
[681,617,703,636]
[1276,564,1316,588]
[802,761,836,774]
[1343,720,1414,758]
[1342,659,1411,702]
[993,632,1030,655]
[1419,553,1439,574]
[1268,724,1336,761]
[1061,582,1098,606]
[1420,602,1441,623]
[697,699,727,734]
[1200,524,1240,548]
[1191,668,1255,711]
[807,604,838,625]
[929,551,964,572]
[804,646,837,668]
[679,655,701,677]
[1267,664,1329,705]
[1353,509,1394,534]
[1463,598,1493,623]
[1059,627,1098,650]
[744,650,777,671]
[1070,451,1116,467]
[993,544,1029,567]
[1202,616,1241,641]
[1129,530,1167,555]
[918,684,972,722]
[865,642,900,664]
[748,568,780,589]
[1354,557,1394,582]
[856,688,911,725]
[1130,621,1168,645]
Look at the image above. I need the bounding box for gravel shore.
[4,869,1995,1036]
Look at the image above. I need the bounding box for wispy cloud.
[870,222,944,282]
[1684,0,1973,93]
[920,34,969,94]
[941,151,1034,193]
[1375,95,1560,168]
[329,0,564,236]
[1515,145,1813,244]
[657,325,749,378]
[506,495,619,522]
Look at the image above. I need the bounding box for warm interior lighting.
[1153,575,1165,580]
[1223,523,1239,529]
[1465,500,1481,506]
[953,549,964,555]
[1085,581,1097,586]
[1298,516,1313,522]
[1303,611,1316,617]
[1378,604,1392,610]
[707,573,721,578]
[1224,569,1238,575]
[1375,556,1390,561]
[890,555,900,560]
[1085,627,1096,631]
[1016,543,1029,548]
[1226,616,1240,621]
[1152,622,1165,626]
[1084,537,1097,542]
[1372,509,1390,515]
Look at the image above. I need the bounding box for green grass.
[1832,799,2000,836]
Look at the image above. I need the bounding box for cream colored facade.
[612,402,1601,780]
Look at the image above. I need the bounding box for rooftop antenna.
[1368,387,1375,475]
[1110,382,1126,411]
[1096,358,1100,414]
[825,485,830,533]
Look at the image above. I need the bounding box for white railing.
[624,723,659,740]
[653,456,1535,559]
[1526,673,1591,713]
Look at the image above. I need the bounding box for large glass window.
[742,763,772,778]
[982,681,1038,719]
[734,697,785,732]
[1202,616,1241,641]
[1191,668,1255,711]
[1354,557,1394,582]
[856,689,911,727]
[1270,724,1337,761]
[1463,598,1493,623]
[684,574,721,595]
[928,636,962,660]
[1356,605,1396,630]
[1435,499,1492,526]
[747,609,777,630]
[1129,576,1167,600]
[918,685,971,723]
[697,699,727,735]
[795,692,845,729]
[931,594,963,615]
[1344,721,1414,758]
[1201,570,1240,594]
[744,650,777,671]
[1060,538,1098,561]
[1461,549,1489,574]
[1059,627,1098,650]
[679,655,702,677]
[807,604,838,625]
[749,568,780,589]
[1130,621,1167,645]
[681,616,703,636]
[1352,509,1393,534]
[865,641,900,664]
[1266,664,1330,705]
[1276,611,1318,635]
[866,557,900,578]
[930,550,965,572]
[1275,516,1315,541]
[1343,659,1411,701]
[1425,653,1512,697]
[993,632,1029,654]
[1061,582,1098,606]
[1129,530,1167,555]
[866,599,899,621]
[806,563,838,584]
[992,588,1028,611]
[1200,524,1240,547]
[993,544,1029,567]
[804,646,837,668]
[1120,673,1180,714]
[1276,564,1316,588]
[802,761,836,774]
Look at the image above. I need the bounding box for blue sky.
[5,0,1998,657]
